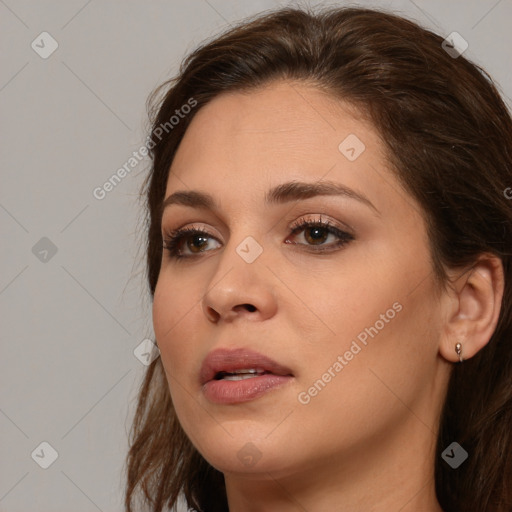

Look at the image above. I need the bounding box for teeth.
[222,373,262,381]
[216,369,266,381]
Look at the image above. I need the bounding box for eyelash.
[162,216,355,261]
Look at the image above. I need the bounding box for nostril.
[243,304,256,312]
[206,306,221,322]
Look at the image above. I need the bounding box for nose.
[201,241,278,324]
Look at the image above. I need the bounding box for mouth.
[200,348,294,404]
[213,369,272,381]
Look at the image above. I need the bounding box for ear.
[439,253,505,363]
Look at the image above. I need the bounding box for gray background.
[1,0,510,511]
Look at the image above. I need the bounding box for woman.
[125,5,512,512]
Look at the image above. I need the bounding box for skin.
[152,80,504,511]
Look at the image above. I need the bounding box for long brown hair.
[124,6,512,511]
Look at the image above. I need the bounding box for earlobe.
[439,254,505,363]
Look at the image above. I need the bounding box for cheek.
[152,285,173,387]
[293,294,436,454]
[284,257,394,349]
[152,281,172,346]
[152,277,195,372]
[152,280,198,418]
[152,270,199,338]
[152,271,215,393]
[152,279,213,444]
[294,255,438,405]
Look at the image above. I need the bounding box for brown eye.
[303,225,329,245]
[288,218,354,252]
[187,234,210,253]
[163,227,221,260]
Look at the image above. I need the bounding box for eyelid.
[162,223,222,246]
[288,213,355,235]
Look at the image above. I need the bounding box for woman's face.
[153,80,451,480]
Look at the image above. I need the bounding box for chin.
[186,422,294,474]
[203,446,291,477]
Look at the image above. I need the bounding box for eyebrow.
[162,180,379,215]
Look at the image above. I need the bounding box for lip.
[200,348,294,405]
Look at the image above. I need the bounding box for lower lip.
[202,374,293,404]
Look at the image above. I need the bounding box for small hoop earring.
[455,342,463,363]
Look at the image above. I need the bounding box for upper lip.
[200,347,294,385]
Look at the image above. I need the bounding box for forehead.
[173,80,378,162]
[165,80,407,219]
